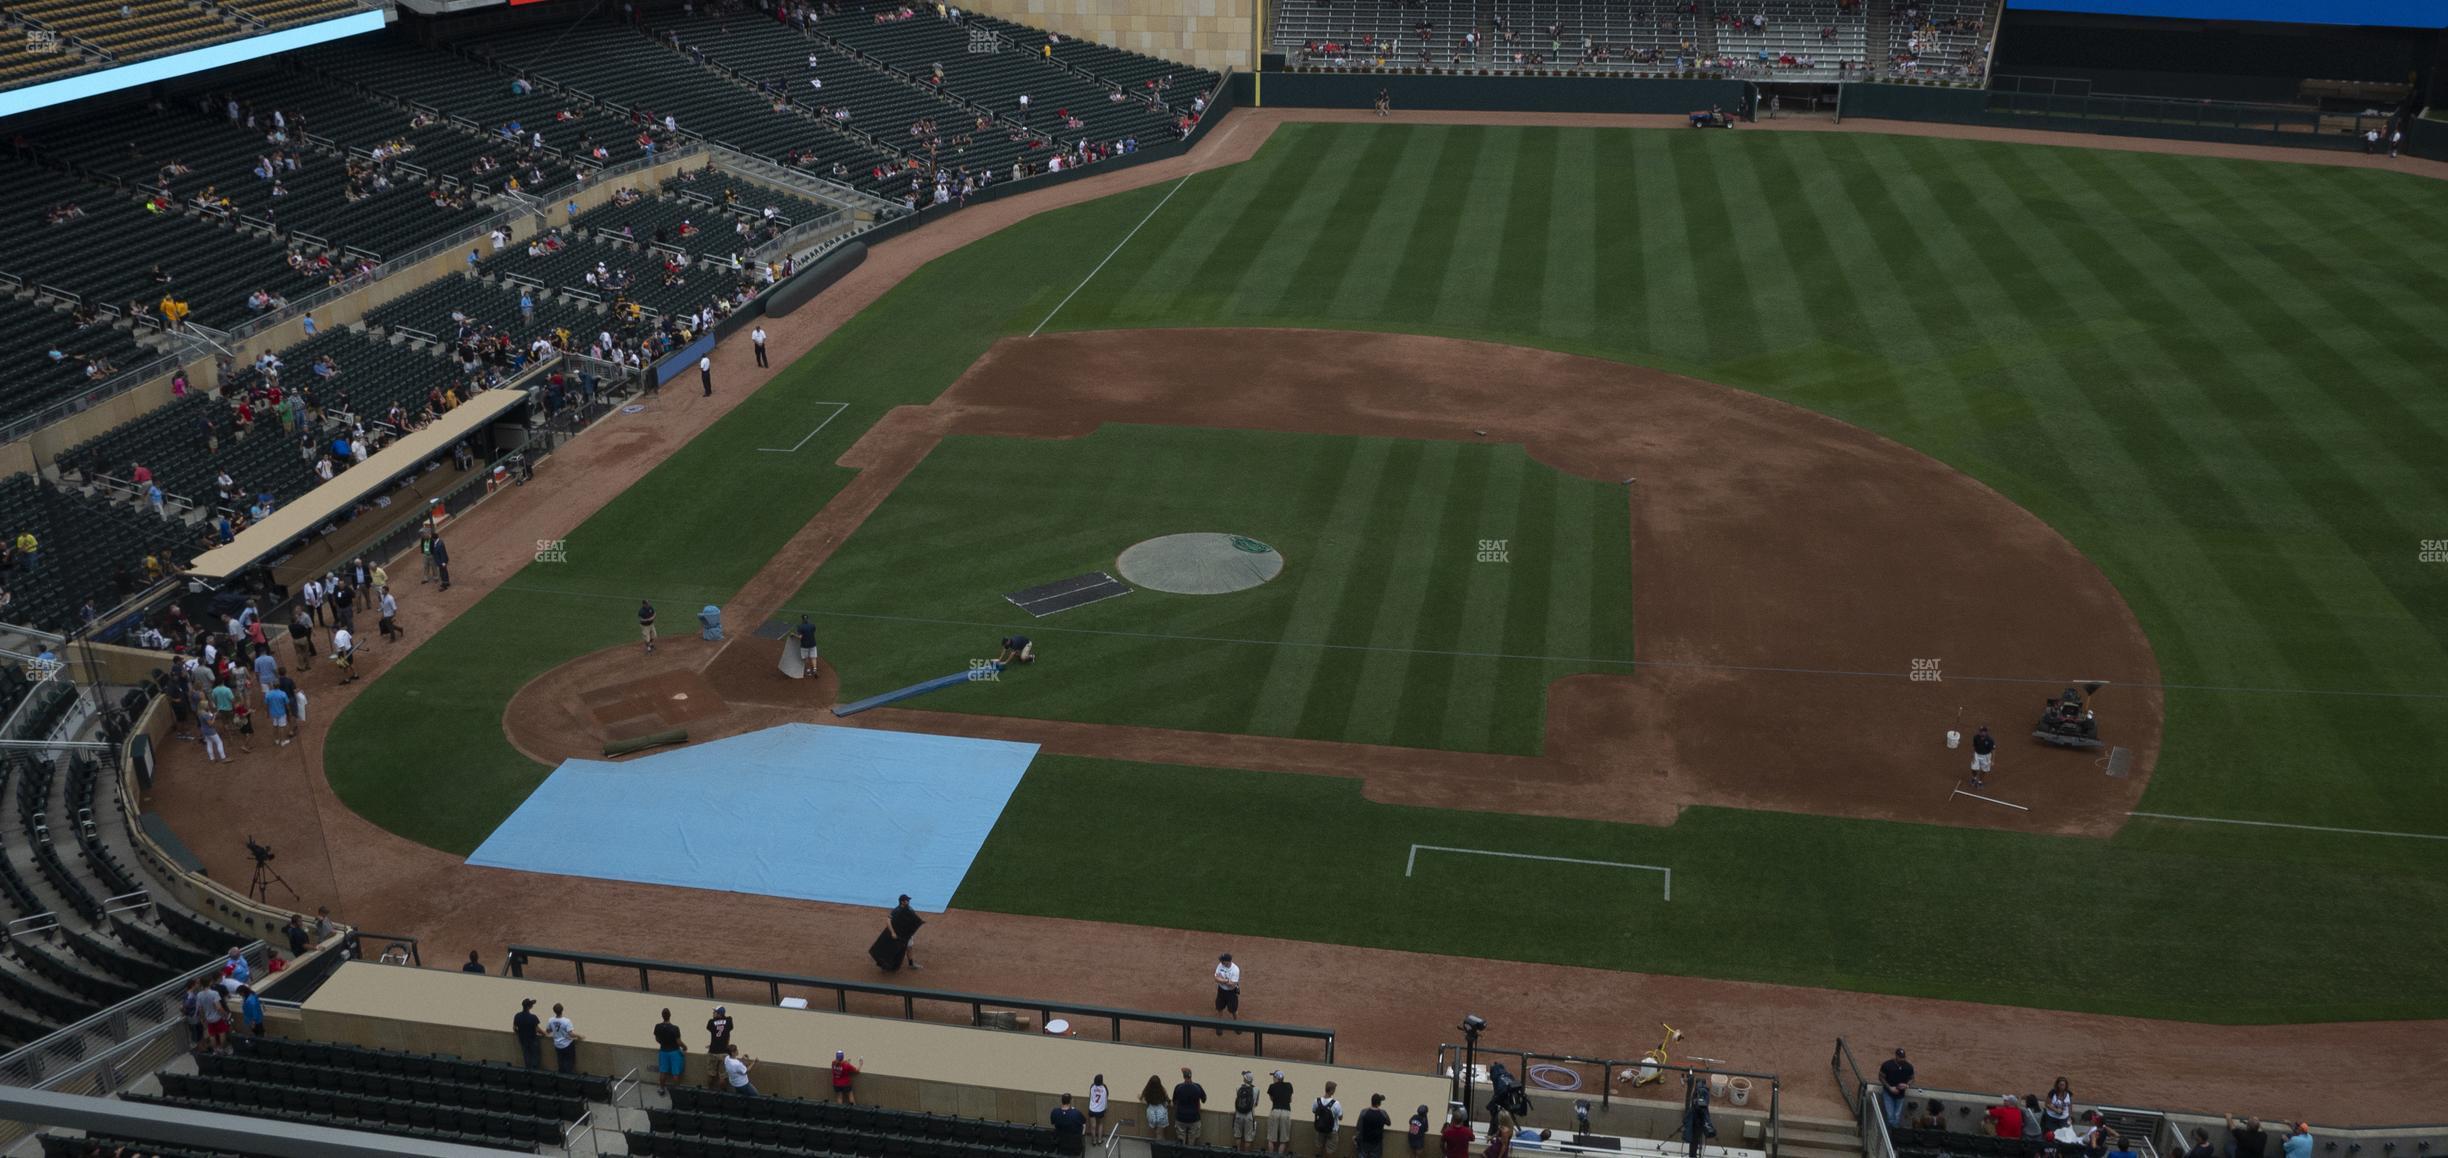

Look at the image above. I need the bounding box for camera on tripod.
[243,837,294,903]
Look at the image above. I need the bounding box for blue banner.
[2008,0,2448,27]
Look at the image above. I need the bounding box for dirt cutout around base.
[510,328,2162,837]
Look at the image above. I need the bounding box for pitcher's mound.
[1117,533,1285,595]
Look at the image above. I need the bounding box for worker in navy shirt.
[1051,1093,1089,1154]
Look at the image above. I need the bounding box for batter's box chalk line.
[757,401,851,453]
[1404,844,1671,902]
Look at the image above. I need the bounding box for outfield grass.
[792,426,1633,754]
[327,125,2448,1018]
[957,757,2448,1023]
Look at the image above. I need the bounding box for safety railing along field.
[506,945,1335,1061]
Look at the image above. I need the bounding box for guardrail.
[505,945,1336,1060]
[0,348,187,447]
[0,943,269,1090]
[1438,1041,1780,1121]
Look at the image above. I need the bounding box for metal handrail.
[1436,1041,1781,1114]
[1829,1038,1865,1118]
[0,349,187,447]
[507,944,1336,1060]
[0,942,268,1087]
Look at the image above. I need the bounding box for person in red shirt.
[1986,1096,2024,1139]
[1440,1112,1474,1158]
[831,1050,861,1104]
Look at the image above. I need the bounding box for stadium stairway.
[0,689,269,1055]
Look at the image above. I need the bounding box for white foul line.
[1030,173,1193,337]
[2126,812,2448,842]
[757,401,850,453]
[1406,844,1671,901]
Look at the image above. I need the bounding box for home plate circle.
[1117,533,1284,595]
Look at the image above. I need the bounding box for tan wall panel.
[962,0,1253,73]
[301,963,1444,1125]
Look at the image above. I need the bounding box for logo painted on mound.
[1229,536,1273,554]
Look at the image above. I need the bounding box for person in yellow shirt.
[12,531,36,572]
[143,553,163,583]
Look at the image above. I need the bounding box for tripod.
[249,854,296,904]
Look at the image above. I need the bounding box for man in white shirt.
[1212,953,1241,1031]
[545,1003,582,1073]
[723,1044,760,1095]
[700,354,714,397]
[751,325,769,368]
[331,626,357,684]
[1313,1083,1345,1158]
[300,578,325,625]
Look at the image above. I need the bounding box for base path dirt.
[140,105,2446,1125]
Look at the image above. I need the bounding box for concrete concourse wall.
[960,0,1254,75]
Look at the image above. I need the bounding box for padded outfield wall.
[1234,71,1749,114]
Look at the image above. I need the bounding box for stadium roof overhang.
[0,10,388,121]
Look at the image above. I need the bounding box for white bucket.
[1946,730,1962,749]
[1727,1077,1752,1106]
[1708,1074,1729,1101]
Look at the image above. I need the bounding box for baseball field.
[327,123,2448,1024]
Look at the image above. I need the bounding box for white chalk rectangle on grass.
[757,401,850,453]
[1405,844,1671,901]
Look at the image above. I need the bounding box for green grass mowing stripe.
[2066,151,2448,671]
[1537,128,1601,347]
[1050,175,1234,329]
[1430,128,1525,332]
[1340,441,1465,746]
[1629,131,1714,370]
[1255,127,1417,321]
[1323,126,1459,322]
[1904,142,2265,825]
[1483,128,1562,338]
[957,759,2448,1021]
[1484,456,1561,753]
[1587,133,1648,359]
[1176,127,1359,319]
[1244,438,1393,739]
[1438,444,1527,751]
[1385,445,1497,750]
[1719,134,1907,427]
[1089,127,1327,323]
[1226,129,1407,320]
[1382,128,1485,321]
[2163,167,2448,506]
[2299,163,2448,287]
[1997,147,2442,825]
[1290,438,1429,743]
[1667,136,1759,368]
[1817,134,2007,457]
[1797,135,1959,368]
